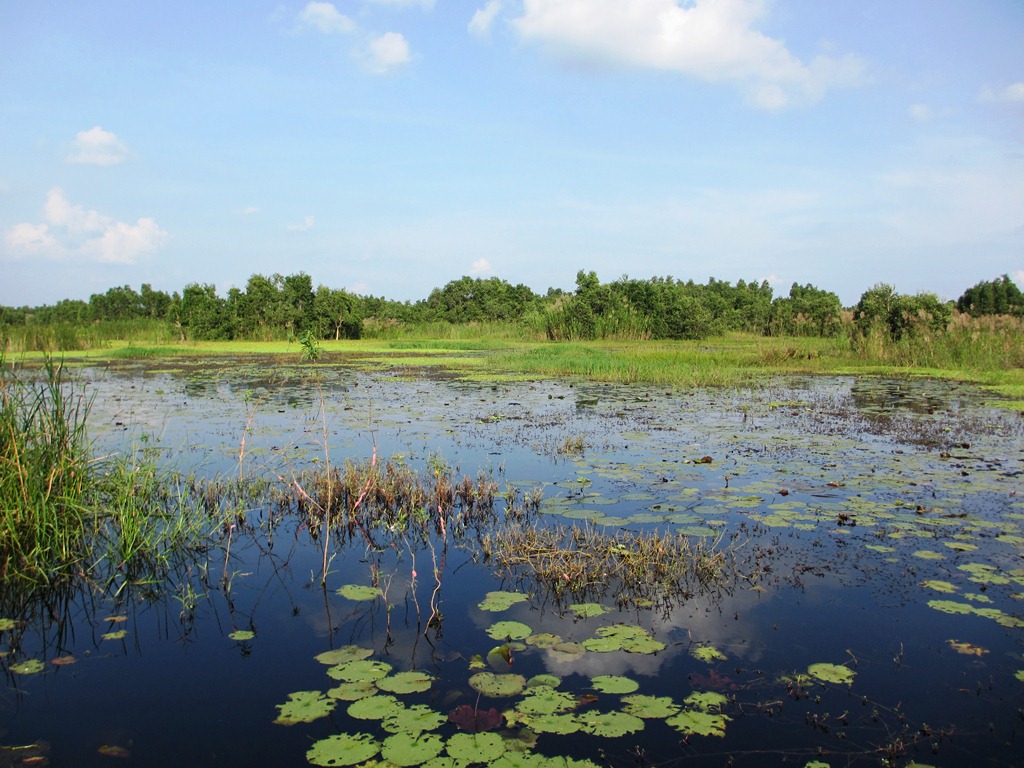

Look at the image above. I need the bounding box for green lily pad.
[327,659,393,682]
[550,641,585,655]
[327,680,378,701]
[927,600,974,615]
[525,633,562,648]
[307,733,380,766]
[590,674,640,694]
[347,694,403,720]
[807,663,855,685]
[1015,670,1024,682]
[520,713,581,734]
[228,630,254,641]
[516,688,578,715]
[9,659,45,675]
[622,694,680,719]
[921,580,958,594]
[445,732,504,762]
[486,621,532,640]
[568,603,609,618]
[666,710,730,737]
[377,670,436,695]
[577,710,645,737]
[101,629,127,640]
[315,645,374,665]
[527,673,561,688]
[382,732,444,766]
[691,645,727,663]
[469,671,527,697]
[337,584,381,601]
[0,618,16,631]
[684,691,728,713]
[478,591,530,612]
[382,704,448,735]
[274,690,336,725]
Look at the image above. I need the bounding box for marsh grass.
[480,524,735,607]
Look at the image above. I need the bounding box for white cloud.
[511,0,864,109]
[363,32,411,74]
[469,1,503,38]
[66,126,129,166]
[240,206,260,215]
[298,1,356,34]
[469,257,494,276]
[909,103,932,122]
[979,82,1024,104]
[287,215,315,231]
[3,187,167,264]
[1013,270,1024,290]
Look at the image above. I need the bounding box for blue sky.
[2,0,1022,308]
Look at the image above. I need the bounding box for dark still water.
[2,360,1023,767]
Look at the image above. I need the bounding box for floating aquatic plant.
[691,644,728,663]
[337,584,381,601]
[590,674,639,694]
[486,620,532,640]
[478,591,530,611]
[228,630,254,641]
[274,691,336,725]
[445,732,505,762]
[9,659,44,675]
[315,645,373,665]
[381,732,444,766]
[807,662,855,685]
[469,671,527,697]
[306,733,380,766]
[377,670,436,694]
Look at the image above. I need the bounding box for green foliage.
[957,274,1024,316]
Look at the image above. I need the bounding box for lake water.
[2,360,1023,767]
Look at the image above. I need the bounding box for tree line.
[1,271,1020,346]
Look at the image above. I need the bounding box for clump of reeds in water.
[481,524,734,608]
[288,455,541,546]
[1,358,94,584]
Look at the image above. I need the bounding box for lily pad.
[684,691,728,713]
[327,659,393,682]
[486,621,532,640]
[666,710,730,737]
[622,694,680,719]
[521,713,581,734]
[327,680,378,701]
[947,640,987,656]
[347,694,403,720]
[577,710,645,737]
[691,645,728,663]
[449,704,506,733]
[377,670,436,694]
[807,663,855,685]
[274,690,336,725]
[469,671,527,697]
[337,584,381,601]
[101,629,127,640]
[315,645,374,666]
[516,688,578,715]
[9,659,45,675]
[921,580,958,594]
[0,618,16,631]
[527,673,561,688]
[445,732,505,762]
[568,603,609,618]
[590,674,640,694]
[228,630,254,641]
[381,732,444,766]
[307,733,380,766]
[478,591,530,611]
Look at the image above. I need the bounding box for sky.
[1,0,1022,308]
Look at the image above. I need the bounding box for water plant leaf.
[486,621,532,640]
[306,733,380,766]
[551,641,585,655]
[1015,670,1024,682]
[327,680,378,701]
[274,691,336,725]
[577,710,645,737]
[445,732,504,762]
[10,659,45,675]
[527,673,561,688]
[0,618,16,631]
[691,645,727,663]
[525,633,561,648]
[327,659,393,682]
[622,694,680,719]
[228,630,254,641]
[449,704,506,732]
[927,600,974,615]
[568,603,609,618]
[478,591,529,612]
[347,694,402,720]
[666,710,730,737]
[337,584,381,601]
[516,688,578,715]
[101,630,127,640]
[383,704,448,735]
[921,580,958,594]
[381,732,444,766]
[807,663,855,685]
[684,691,728,713]
[521,713,581,734]
[377,670,436,694]
[947,640,988,656]
[315,645,373,666]
[98,745,131,758]
[469,671,527,697]
[51,655,76,666]
[804,761,830,768]
[590,674,639,694]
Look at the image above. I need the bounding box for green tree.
[957,275,1024,316]
[313,286,361,339]
[178,283,230,340]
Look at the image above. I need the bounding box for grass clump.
[481,524,735,608]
